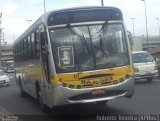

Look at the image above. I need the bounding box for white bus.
[14,7,135,112]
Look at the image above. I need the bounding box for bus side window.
[26,38,29,60]
[28,35,31,59]
[22,39,25,61]
[35,29,40,59]
[31,33,35,59]
[17,43,20,62]
[22,40,24,61]
[15,45,17,61]
[40,31,48,55]
[16,44,18,61]
[16,44,19,61]
[19,41,22,61]
[13,46,16,61]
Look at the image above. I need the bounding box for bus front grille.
[68,90,125,101]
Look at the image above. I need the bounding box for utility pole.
[156,17,160,42]
[101,0,104,6]
[141,0,149,51]
[130,18,136,37]
[44,0,46,14]
[26,20,32,27]
[0,12,2,69]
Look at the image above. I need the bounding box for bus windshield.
[50,23,129,73]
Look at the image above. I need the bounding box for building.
[132,35,160,57]
[0,44,14,69]
[141,36,160,50]
[132,37,143,51]
[141,36,160,58]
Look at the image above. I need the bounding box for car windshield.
[50,23,129,73]
[132,52,154,63]
[0,71,5,76]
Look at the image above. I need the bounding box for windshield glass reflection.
[50,23,129,73]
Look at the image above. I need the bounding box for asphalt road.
[0,73,160,121]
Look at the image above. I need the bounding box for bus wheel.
[96,100,108,106]
[36,86,51,113]
[19,79,26,97]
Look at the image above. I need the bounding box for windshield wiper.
[87,26,97,68]
[66,24,81,38]
[82,33,91,56]
[99,35,107,57]
[66,24,97,68]
[66,24,90,56]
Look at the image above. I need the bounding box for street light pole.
[26,20,32,27]
[156,17,160,42]
[0,12,2,69]
[0,28,4,69]
[0,29,2,69]
[44,0,46,14]
[101,0,104,6]
[130,18,136,37]
[141,0,149,51]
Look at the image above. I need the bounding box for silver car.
[0,70,10,86]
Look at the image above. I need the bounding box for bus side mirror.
[41,45,49,55]
[40,32,49,55]
[127,31,134,50]
[127,31,134,45]
[154,57,158,62]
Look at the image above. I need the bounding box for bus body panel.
[15,60,44,98]
[45,76,134,107]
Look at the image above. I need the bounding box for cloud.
[1,0,160,44]
[1,3,18,17]
[2,18,28,43]
[25,0,40,4]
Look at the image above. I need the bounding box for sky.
[0,0,160,44]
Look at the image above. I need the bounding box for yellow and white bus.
[14,7,135,112]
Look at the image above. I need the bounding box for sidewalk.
[0,107,19,121]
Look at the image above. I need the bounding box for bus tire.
[36,84,51,113]
[19,78,26,97]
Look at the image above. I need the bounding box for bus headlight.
[154,65,158,70]
[134,67,139,72]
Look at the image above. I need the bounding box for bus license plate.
[91,89,105,95]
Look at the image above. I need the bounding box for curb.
[0,107,12,115]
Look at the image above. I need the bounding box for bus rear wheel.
[36,86,51,113]
[19,79,26,97]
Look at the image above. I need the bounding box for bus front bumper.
[51,76,135,106]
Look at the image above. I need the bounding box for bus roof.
[14,6,122,45]
[47,6,122,16]
[48,6,123,26]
